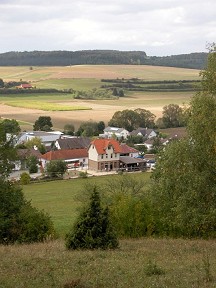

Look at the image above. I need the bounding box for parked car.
[146,159,156,169]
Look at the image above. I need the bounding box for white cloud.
[0,0,215,55]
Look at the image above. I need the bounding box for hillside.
[0,50,208,69]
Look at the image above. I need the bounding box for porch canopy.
[119,156,146,171]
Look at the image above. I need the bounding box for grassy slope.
[0,238,215,287]
[2,174,216,287]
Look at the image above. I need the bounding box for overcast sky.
[0,0,215,56]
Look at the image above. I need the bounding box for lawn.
[23,173,151,237]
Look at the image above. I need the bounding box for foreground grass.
[0,238,215,288]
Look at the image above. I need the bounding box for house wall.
[89,145,120,162]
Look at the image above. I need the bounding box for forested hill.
[0,50,208,69]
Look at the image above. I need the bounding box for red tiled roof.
[90,139,121,154]
[120,143,139,154]
[41,149,88,161]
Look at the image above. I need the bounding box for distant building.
[100,126,130,140]
[16,83,33,89]
[130,128,157,139]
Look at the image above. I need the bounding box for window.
[101,154,103,159]
[106,154,108,158]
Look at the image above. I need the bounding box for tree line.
[0,50,208,69]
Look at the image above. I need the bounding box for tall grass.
[0,238,215,287]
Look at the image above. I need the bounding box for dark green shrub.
[0,179,55,244]
[65,187,118,250]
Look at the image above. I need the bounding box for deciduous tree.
[151,45,216,238]
[33,116,53,131]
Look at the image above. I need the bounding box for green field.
[5,100,92,111]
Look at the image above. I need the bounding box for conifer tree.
[65,187,118,250]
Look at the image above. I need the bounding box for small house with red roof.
[120,143,139,158]
[88,139,121,171]
[16,83,33,89]
[40,148,88,169]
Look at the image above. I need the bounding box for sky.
[0,0,215,56]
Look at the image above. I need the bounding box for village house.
[16,131,63,149]
[130,127,157,139]
[16,83,33,89]
[100,126,130,140]
[88,139,121,171]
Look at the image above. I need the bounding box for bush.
[46,160,67,178]
[0,179,55,244]
[65,187,118,250]
[20,172,31,185]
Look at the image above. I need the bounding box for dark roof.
[17,148,42,159]
[130,128,155,137]
[120,156,146,164]
[56,137,91,149]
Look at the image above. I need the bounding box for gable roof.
[90,139,121,154]
[56,137,91,150]
[120,143,139,154]
[41,149,88,161]
[130,128,156,137]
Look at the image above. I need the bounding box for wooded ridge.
[0,50,208,69]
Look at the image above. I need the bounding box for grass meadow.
[0,173,215,287]
[0,65,200,130]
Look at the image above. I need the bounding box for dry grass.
[0,238,215,287]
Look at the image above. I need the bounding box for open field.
[0,65,200,82]
[0,65,200,130]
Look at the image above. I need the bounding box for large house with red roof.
[88,139,121,171]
